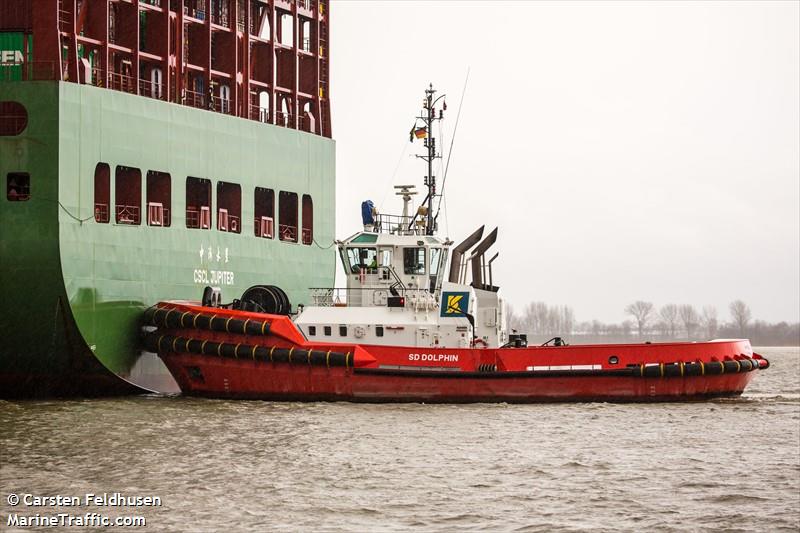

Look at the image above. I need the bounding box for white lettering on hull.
[408,353,459,363]
[193,269,235,285]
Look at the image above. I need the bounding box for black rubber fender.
[144,306,271,336]
[684,362,702,376]
[142,332,352,367]
[663,363,683,378]
[642,364,662,378]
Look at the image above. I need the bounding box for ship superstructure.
[0,0,335,397]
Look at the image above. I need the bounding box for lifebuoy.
[474,338,488,348]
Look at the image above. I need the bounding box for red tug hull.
[145,303,769,403]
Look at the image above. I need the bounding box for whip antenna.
[435,67,470,223]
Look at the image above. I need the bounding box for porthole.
[608,356,619,365]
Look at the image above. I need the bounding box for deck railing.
[279,223,297,242]
[183,89,207,109]
[309,287,437,308]
[186,206,211,229]
[94,203,110,223]
[116,205,140,225]
[366,213,427,235]
[0,61,58,82]
[249,105,270,123]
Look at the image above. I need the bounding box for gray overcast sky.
[330,1,799,324]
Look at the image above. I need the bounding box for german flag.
[414,127,427,139]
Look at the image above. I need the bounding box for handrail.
[279,223,297,242]
[309,286,438,308]
[0,61,58,82]
[116,205,140,225]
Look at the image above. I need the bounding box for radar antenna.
[394,185,417,221]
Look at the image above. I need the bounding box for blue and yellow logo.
[441,291,469,317]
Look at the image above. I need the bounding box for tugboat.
[143,85,769,403]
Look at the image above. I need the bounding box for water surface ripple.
[2,347,798,532]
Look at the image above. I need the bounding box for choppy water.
[1,347,798,532]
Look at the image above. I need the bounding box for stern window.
[0,101,28,136]
[146,171,171,227]
[6,172,30,201]
[339,325,347,337]
[278,191,298,242]
[217,181,241,233]
[186,177,212,229]
[301,194,313,245]
[376,326,384,337]
[115,166,141,224]
[254,187,275,238]
[94,163,109,221]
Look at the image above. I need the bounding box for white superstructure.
[294,186,507,348]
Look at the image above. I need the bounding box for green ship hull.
[0,81,335,398]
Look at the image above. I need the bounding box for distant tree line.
[508,300,799,346]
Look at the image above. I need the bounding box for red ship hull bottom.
[160,354,758,403]
[146,302,767,403]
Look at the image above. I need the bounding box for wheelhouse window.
[115,165,141,224]
[6,172,30,201]
[254,187,275,238]
[379,249,392,267]
[429,248,443,292]
[94,163,109,221]
[146,171,171,227]
[186,177,211,229]
[344,247,377,273]
[301,194,313,245]
[403,247,426,275]
[217,181,241,233]
[278,191,298,242]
